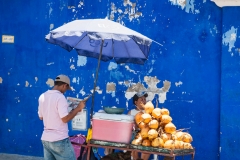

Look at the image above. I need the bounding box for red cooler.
[92,112,134,144]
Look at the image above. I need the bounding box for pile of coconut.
[131,101,193,150]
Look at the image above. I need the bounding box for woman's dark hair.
[132,94,139,105]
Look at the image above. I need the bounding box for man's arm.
[61,100,86,123]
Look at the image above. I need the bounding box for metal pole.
[90,39,104,122]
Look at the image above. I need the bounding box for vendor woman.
[128,91,150,160]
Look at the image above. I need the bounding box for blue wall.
[220,7,240,160]
[0,0,239,159]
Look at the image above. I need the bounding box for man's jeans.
[42,138,75,160]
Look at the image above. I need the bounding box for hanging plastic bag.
[70,134,86,159]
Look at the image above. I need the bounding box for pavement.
[0,154,44,160]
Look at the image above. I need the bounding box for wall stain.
[46,78,54,87]
[124,76,171,104]
[106,82,116,97]
[175,81,183,87]
[110,1,142,23]
[106,82,116,92]
[198,30,208,42]
[25,81,29,87]
[223,26,238,53]
[169,0,198,14]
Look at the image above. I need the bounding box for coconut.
[144,101,154,114]
[164,122,176,134]
[160,133,172,142]
[182,133,193,143]
[142,139,151,147]
[135,112,143,124]
[140,126,150,139]
[183,142,193,149]
[151,108,162,120]
[171,133,177,140]
[161,108,170,115]
[178,141,185,149]
[151,138,160,147]
[151,137,164,147]
[174,140,181,149]
[161,115,172,124]
[159,122,167,128]
[148,119,159,129]
[164,140,175,149]
[141,113,152,124]
[131,138,142,145]
[148,129,158,140]
[175,131,186,141]
[138,121,148,129]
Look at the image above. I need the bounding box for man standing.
[38,74,86,160]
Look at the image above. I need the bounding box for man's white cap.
[55,75,71,90]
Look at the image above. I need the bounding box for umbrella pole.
[90,39,104,121]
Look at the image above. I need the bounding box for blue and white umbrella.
[45,18,153,117]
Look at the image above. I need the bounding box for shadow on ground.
[0,154,43,160]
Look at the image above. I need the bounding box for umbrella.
[45,18,153,119]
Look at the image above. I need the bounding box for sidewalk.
[0,154,43,160]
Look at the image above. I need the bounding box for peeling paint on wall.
[47,62,54,65]
[50,24,54,30]
[125,65,137,74]
[106,82,116,97]
[144,77,171,103]
[35,77,38,82]
[223,26,238,53]
[46,78,54,87]
[108,63,124,80]
[125,76,171,104]
[79,88,86,96]
[116,98,119,104]
[69,1,84,19]
[118,80,132,87]
[109,1,142,22]
[169,0,198,14]
[210,25,219,36]
[91,86,102,94]
[77,55,87,66]
[175,81,183,87]
[25,81,29,87]
[111,71,124,80]
[169,99,193,103]
[78,1,84,8]
[0,77,2,83]
[70,64,75,70]
[47,3,53,18]
[108,62,118,70]
[126,82,146,92]
[15,97,20,103]
[72,77,80,84]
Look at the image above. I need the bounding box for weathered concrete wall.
[0,0,239,159]
[220,7,240,160]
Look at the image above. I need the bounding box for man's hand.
[62,100,86,123]
[76,101,86,112]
